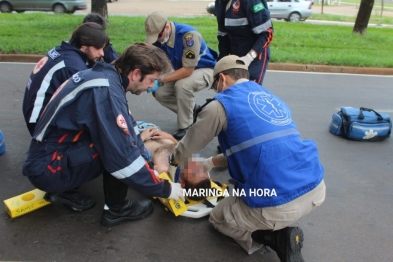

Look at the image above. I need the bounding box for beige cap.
[145,11,167,43]
[213,55,248,78]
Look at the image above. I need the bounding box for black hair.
[184,178,212,201]
[83,13,107,30]
[69,22,109,49]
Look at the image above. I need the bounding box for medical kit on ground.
[329,106,391,141]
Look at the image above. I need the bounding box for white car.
[206,0,313,22]
[267,0,313,22]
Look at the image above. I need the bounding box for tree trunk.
[91,0,108,20]
[353,0,374,35]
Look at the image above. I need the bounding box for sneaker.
[44,190,96,212]
[252,227,304,262]
[101,199,154,227]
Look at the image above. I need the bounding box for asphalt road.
[1,63,393,261]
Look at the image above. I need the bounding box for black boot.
[44,189,96,212]
[101,199,154,227]
[173,127,189,140]
[251,227,304,262]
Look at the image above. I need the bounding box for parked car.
[0,0,87,14]
[206,0,313,22]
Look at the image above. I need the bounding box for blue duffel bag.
[329,107,392,141]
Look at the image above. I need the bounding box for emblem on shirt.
[72,72,83,84]
[184,33,194,47]
[33,56,48,74]
[117,114,130,136]
[232,0,240,15]
[48,48,60,60]
[248,91,292,126]
[185,50,196,59]
[253,3,264,13]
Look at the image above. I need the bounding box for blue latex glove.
[147,80,160,93]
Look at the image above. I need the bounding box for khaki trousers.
[209,180,326,254]
[154,68,213,129]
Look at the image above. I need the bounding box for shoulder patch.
[184,33,194,47]
[253,3,264,13]
[185,50,196,59]
[33,56,48,74]
[48,48,60,60]
[117,114,130,136]
[71,72,84,84]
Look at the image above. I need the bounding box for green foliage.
[0,13,392,68]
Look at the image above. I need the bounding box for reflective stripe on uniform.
[29,60,66,124]
[225,128,299,157]
[218,30,228,36]
[225,17,249,27]
[252,19,273,34]
[112,155,145,179]
[35,78,110,141]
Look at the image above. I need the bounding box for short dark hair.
[184,178,212,201]
[114,42,172,81]
[83,13,107,30]
[69,22,109,50]
[221,68,249,81]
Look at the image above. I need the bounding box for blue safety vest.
[215,81,324,208]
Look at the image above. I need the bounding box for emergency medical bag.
[329,107,392,141]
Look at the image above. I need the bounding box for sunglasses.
[158,23,167,38]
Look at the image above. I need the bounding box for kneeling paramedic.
[22,43,185,227]
[169,55,326,261]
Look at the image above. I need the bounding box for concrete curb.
[1,54,392,76]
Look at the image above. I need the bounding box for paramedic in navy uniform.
[169,56,326,261]
[23,22,109,136]
[22,43,185,227]
[82,13,118,63]
[214,0,273,85]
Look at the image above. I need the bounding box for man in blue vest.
[169,55,326,261]
[144,11,218,140]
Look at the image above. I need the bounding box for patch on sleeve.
[253,3,264,13]
[71,72,84,84]
[184,33,194,47]
[33,56,48,74]
[185,50,196,59]
[117,114,130,136]
[48,48,60,60]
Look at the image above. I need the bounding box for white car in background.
[206,0,313,22]
[267,0,313,22]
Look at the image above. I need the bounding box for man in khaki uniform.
[144,11,217,140]
[169,55,326,262]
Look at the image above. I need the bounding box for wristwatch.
[248,50,257,59]
[157,78,165,87]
